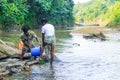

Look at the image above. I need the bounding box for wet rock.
[24,65,31,71]
[0,77,3,80]
[72,43,80,46]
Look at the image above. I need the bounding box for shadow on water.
[2,27,120,80]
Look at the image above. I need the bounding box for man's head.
[22,26,30,35]
[41,18,48,25]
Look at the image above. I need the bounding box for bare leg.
[40,46,44,60]
[20,52,25,60]
[50,44,54,65]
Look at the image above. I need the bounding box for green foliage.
[0,0,74,30]
[36,0,52,11]
[103,1,120,27]
[73,0,120,28]
[0,0,28,30]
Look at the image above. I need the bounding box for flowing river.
[2,27,120,80]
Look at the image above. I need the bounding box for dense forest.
[0,0,119,31]
[73,0,120,27]
[0,0,74,30]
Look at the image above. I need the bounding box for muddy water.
[3,28,120,80]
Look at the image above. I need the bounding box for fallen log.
[0,60,39,76]
[0,70,10,76]
[0,40,6,45]
[83,32,106,41]
[11,52,31,59]
[0,52,8,60]
[0,40,31,59]
[0,39,21,60]
[27,60,39,65]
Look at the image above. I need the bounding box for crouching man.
[20,26,40,60]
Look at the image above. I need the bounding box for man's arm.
[22,40,31,48]
[31,31,40,44]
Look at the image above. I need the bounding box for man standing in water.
[20,26,39,60]
[40,18,55,65]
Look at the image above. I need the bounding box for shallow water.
[19,34,120,80]
[52,33,120,80]
[2,28,120,80]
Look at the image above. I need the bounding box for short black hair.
[41,18,48,23]
[22,26,30,33]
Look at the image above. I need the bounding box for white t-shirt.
[41,23,55,36]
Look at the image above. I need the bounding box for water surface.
[2,27,120,80]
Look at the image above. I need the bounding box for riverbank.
[71,26,120,34]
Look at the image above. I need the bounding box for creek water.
[2,27,120,80]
